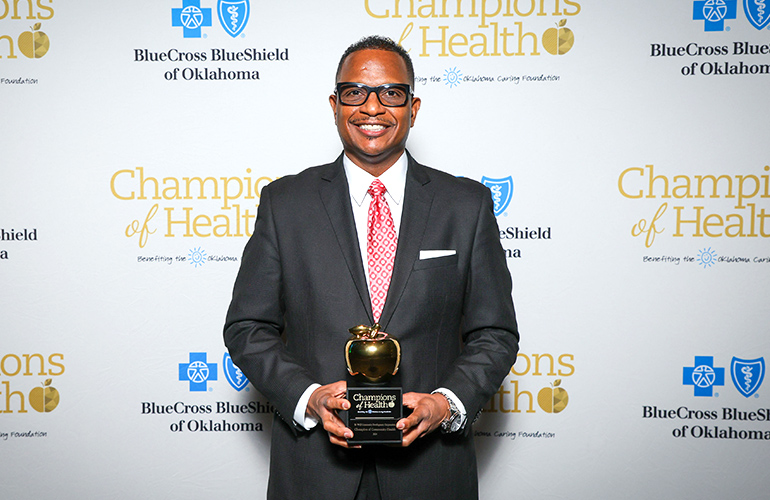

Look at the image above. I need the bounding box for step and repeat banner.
[2,1,769,498]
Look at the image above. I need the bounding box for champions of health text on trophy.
[344,323,402,445]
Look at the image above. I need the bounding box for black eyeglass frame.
[335,82,414,107]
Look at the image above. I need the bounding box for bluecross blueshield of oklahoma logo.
[172,0,213,38]
[683,356,725,396]
[481,176,514,217]
[744,0,770,30]
[218,0,250,37]
[731,357,765,398]
[223,352,249,391]
[179,352,218,391]
[692,0,737,31]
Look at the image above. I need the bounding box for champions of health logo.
[0,1,54,61]
[617,164,770,248]
[0,352,65,415]
[362,0,580,57]
[484,352,575,415]
[109,167,277,248]
[172,0,250,39]
[474,352,574,443]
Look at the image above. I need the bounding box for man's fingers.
[401,427,423,446]
[321,408,358,447]
[326,379,348,398]
[397,392,449,446]
[396,410,420,431]
[321,393,350,412]
[307,380,349,420]
[329,433,361,449]
[306,380,359,447]
[322,413,353,438]
[399,413,431,446]
[401,392,422,409]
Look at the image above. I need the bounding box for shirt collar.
[343,152,408,208]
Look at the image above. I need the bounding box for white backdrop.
[2,1,769,498]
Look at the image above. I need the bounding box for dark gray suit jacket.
[224,152,518,500]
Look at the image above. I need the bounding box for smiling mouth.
[357,123,388,132]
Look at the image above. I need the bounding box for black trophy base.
[345,385,402,445]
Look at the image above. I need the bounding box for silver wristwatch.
[433,389,462,433]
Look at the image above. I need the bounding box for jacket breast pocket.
[412,253,458,270]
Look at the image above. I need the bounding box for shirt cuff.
[433,387,468,431]
[293,383,321,430]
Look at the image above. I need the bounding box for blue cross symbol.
[172,0,212,38]
[692,0,736,32]
[683,356,725,397]
[179,352,217,391]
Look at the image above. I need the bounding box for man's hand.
[306,380,357,447]
[396,392,450,446]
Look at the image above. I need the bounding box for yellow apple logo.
[542,19,574,55]
[537,379,568,413]
[29,379,60,413]
[18,23,50,59]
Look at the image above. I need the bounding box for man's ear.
[329,94,338,122]
[410,97,421,127]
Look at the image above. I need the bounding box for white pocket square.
[419,250,456,260]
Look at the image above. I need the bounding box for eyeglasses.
[335,82,413,107]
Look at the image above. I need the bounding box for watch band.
[433,389,462,433]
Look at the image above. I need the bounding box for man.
[224,35,518,499]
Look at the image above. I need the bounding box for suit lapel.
[379,153,434,329]
[319,156,373,323]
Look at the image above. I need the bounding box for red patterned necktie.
[367,179,397,322]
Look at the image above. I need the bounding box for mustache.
[350,118,396,126]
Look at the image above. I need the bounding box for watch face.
[447,413,460,432]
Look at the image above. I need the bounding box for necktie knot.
[368,179,387,198]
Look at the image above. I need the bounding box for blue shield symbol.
[218,0,250,38]
[223,353,249,391]
[481,176,513,217]
[744,0,770,30]
[731,357,765,398]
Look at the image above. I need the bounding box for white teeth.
[359,124,385,131]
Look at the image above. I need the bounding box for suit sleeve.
[439,190,519,434]
[223,184,317,432]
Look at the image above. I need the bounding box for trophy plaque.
[344,324,403,445]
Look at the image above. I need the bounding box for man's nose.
[360,89,385,114]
